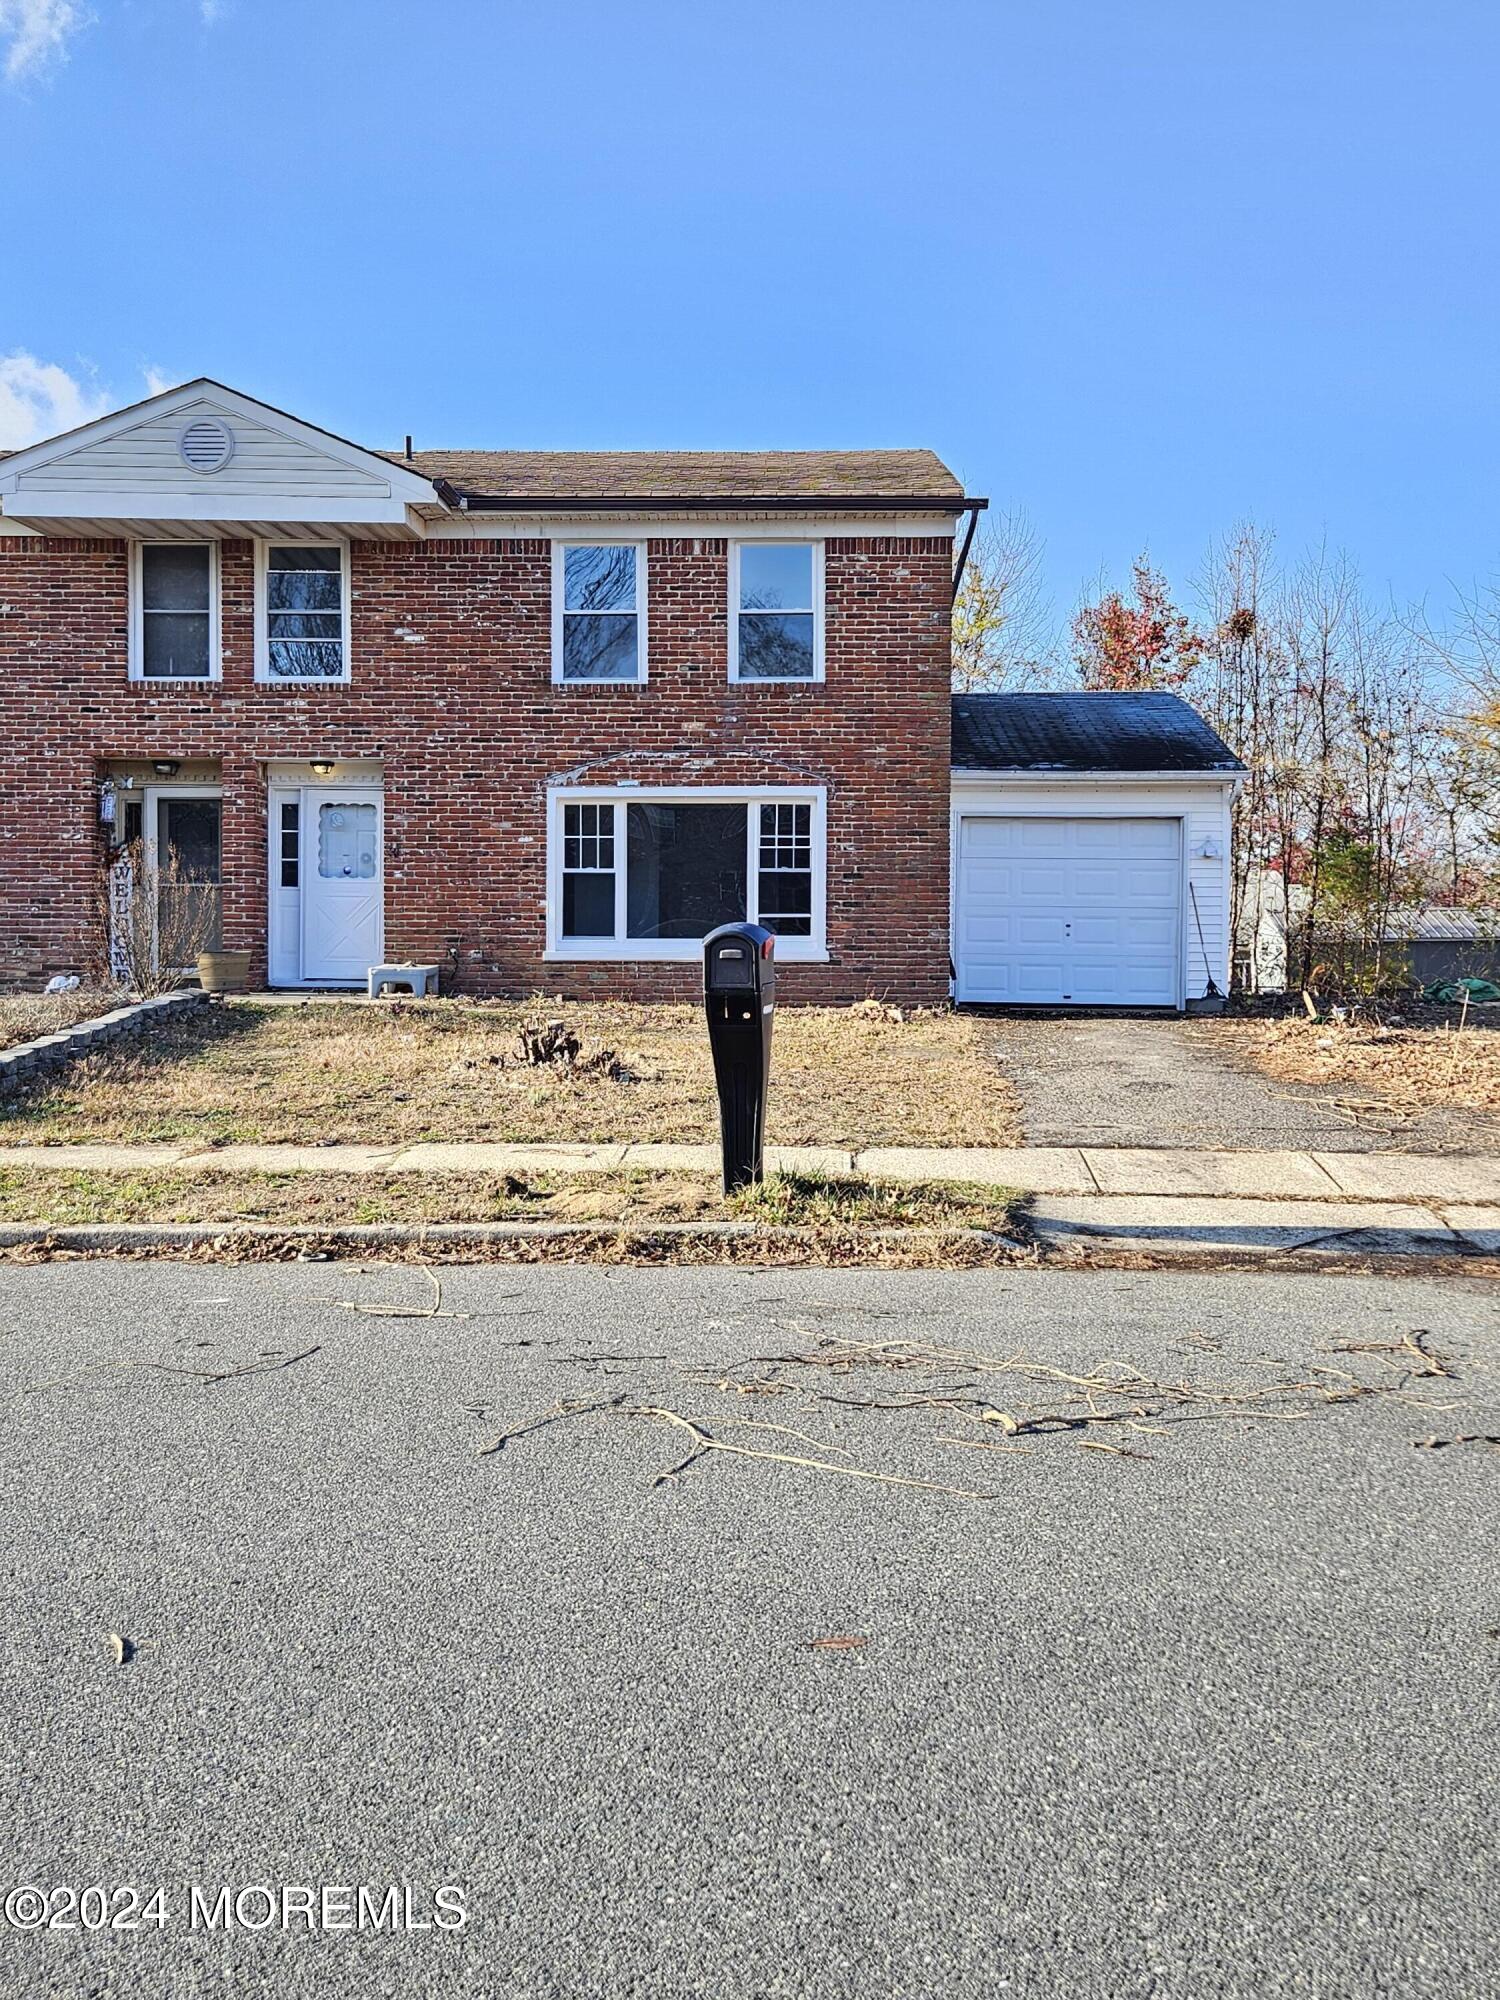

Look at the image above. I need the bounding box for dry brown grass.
[0,1165,1023,1233]
[0,988,121,1048]
[1210,1011,1500,1120]
[0,996,1020,1149]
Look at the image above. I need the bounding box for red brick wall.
[0,533,953,1002]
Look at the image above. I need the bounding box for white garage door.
[956,816,1182,1006]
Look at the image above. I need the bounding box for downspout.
[950,499,988,604]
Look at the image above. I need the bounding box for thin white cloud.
[0,352,111,448]
[142,365,178,398]
[199,0,225,21]
[0,0,86,83]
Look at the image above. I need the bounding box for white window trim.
[551,540,649,686]
[127,540,221,684]
[254,539,353,686]
[545,784,828,962]
[727,540,825,685]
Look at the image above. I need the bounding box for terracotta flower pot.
[196,949,254,994]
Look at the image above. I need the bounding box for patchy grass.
[729,1171,1014,1231]
[0,1165,1024,1236]
[1208,1011,1500,1123]
[0,988,123,1049]
[0,996,1020,1150]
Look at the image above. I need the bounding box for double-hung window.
[552,543,646,683]
[130,543,219,681]
[551,790,824,960]
[257,543,350,682]
[730,542,823,682]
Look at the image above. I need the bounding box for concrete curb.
[0,990,208,1093]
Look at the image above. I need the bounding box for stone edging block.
[0,990,208,1092]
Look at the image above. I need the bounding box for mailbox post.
[703,921,776,1193]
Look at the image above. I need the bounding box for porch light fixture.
[151,759,180,778]
[309,757,337,777]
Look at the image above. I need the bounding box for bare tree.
[952,511,1061,691]
[93,841,222,997]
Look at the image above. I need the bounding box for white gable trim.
[0,378,438,515]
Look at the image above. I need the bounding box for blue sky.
[1,0,1496,620]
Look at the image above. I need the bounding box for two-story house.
[0,379,1238,1009]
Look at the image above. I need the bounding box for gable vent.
[178,417,236,474]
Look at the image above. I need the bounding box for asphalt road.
[1,1259,1497,2000]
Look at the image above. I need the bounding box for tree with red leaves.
[1072,555,1203,691]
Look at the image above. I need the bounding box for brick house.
[0,380,978,1003]
[1,380,1241,1011]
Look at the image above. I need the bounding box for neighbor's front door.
[299,788,383,984]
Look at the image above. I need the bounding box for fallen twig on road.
[335,1265,469,1320]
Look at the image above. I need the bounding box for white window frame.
[545,785,827,962]
[551,540,649,686]
[254,539,352,685]
[128,540,221,684]
[727,540,825,685]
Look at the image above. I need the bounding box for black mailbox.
[703,921,776,1193]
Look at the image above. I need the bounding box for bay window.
[551,789,825,959]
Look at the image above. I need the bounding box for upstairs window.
[730,542,822,682]
[552,543,646,683]
[130,542,219,681]
[257,543,349,682]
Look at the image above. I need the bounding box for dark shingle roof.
[952,692,1245,773]
[377,447,962,504]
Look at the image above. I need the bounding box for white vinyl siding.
[18,405,390,499]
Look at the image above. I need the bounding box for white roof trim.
[0,377,439,510]
[952,767,1243,786]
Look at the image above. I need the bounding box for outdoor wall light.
[151,759,180,778]
[309,758,337,777]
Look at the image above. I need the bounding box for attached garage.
[951,693,1244,1011]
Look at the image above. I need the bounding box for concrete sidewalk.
[3,1138,1500,1205]
[1,1139,1498,1259]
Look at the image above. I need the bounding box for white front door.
[956,815,1182,1006]
[300,787,383,984]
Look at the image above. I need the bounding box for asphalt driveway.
[985,1013,1500,1153]
[2,1260,1497,1998]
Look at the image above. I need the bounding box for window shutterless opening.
[255,542,351,682]
[552,542,647,683]
[129,542,220,681]
[729,541,823,682]
[548,788,825,961]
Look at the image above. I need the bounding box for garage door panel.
[956,815,1182,1007]
[1016,961,1068,999]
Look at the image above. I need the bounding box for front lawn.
[1206,1009,1500,1122]
[0,997,1020,1149]
[0,987,122,1048]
